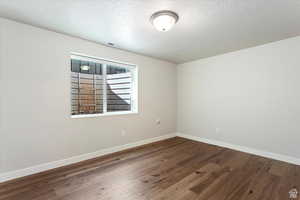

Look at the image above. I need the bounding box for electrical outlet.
[156,119,161,125]
[289,188,298,199]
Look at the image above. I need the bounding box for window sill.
[70,111,138,119]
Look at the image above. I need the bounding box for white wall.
[2,16,300,177]
[0,19,4,173]
[0,18,177,174]
[178,36,300,159]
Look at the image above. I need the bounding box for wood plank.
[107,94,130,100]
[107,105,130,110]
[106,72,131,79]
[0,137,298,200]
[107,77,131,84]
[107,88,131,94]
[107,83,131,89]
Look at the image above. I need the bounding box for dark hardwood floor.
[0,137,299,200]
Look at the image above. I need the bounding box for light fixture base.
[150,10,179,32]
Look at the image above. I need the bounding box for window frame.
[70,53,138,118]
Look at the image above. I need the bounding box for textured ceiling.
[0,0,300,63]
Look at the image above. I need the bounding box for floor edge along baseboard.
[2,132,299,183]
[177,133,300,166]
[0,133,177,183]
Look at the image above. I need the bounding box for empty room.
[0,0,300,199]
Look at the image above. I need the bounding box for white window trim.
[70,52,138,118]
[71,111,139,119]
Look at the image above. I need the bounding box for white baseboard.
[3,132,297,183]
[177,133,300,166]
[0,133,176,183]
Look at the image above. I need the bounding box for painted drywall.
[0,19,4,173]
[0,18,177,173]
[177,36,300,159]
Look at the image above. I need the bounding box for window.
[71,54,137,117]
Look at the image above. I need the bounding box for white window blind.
[71,54,137,116]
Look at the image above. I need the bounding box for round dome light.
[150,10,179,32]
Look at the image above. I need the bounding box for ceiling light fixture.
[150,10,179,32]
